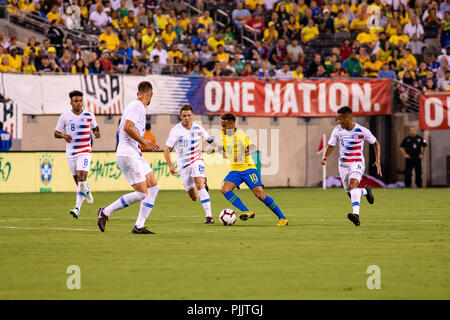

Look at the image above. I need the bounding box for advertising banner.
[419,94,450,130]
[0,152,235,193]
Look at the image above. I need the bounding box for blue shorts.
[224,168,263,190]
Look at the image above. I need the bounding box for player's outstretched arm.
[163,145,178,175]
[321,145,334,165]
[373,140,382,177]
[92,126,100,139]
[123,120,159,151]
[54,130,72,143]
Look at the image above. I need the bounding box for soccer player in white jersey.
[97,81,160,234]
[164,104,215,224]
[321,106,382,226]
[54,90,100,219]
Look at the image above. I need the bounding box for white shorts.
[67,153,92,176]
[179,160,205,191]
[117,156,152,186]
[339,162,365,192]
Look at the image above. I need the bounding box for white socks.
[103,191,147,216]
[350,188,367,215]
[135,185,159,228]
[198,188,212,218]
[75,181,88,210]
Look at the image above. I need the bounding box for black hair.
[221,113,236,122]
[145,123,151,130]
[69,90,83,99]
[0,122,3,130]
[138,81,153,93]
[337,106,352,115]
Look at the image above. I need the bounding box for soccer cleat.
[85,185,94,204]
[97,208,108,232]
[204,216,214,224]
[131,226,155,234]
[70,208,79,219]
[347,213,360,226]
[277,218,288,226]
[239,211,255,221]
[364,185,374,205]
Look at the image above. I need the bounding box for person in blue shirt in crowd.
[378,62,397,80]
[0,122,12,151]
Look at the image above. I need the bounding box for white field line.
[0,226,96,231]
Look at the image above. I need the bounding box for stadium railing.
[392,79,421,118]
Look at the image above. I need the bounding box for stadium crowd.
[1,0,450,92]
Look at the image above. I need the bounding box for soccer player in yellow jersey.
[218,113,288,226]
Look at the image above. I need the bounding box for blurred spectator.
[306,53,322,77]
[343,50,362,77]
[364,54,383,78]
[378,62,397,79]
[292,64,304,79]
[192,28,207,51]
[301,19,319,44]
[319,9,334,33]
[154,6,169,31]
[275,63,293,80]
[437,69,450,91]
[21,55,37,74]
[0,122,12,152]
[150,41,168,64]
[312,64,329,78]
[269,38,287,67]
[89,3,111,31]
[59,49,73,73]
[287,38,304,65]
[72,58,89,74]
[89,59,106,74]
[263,21,279,43]
[46,20,65,56]
[99,50,114,73]
[404,14,425,41]
[7,46,22,72]
[99,24,120,52]
[334,10,349,33]
[127,56,147,75]
[232,1,251,30]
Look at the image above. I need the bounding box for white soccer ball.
[219,208,237,226]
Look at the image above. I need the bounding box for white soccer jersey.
[117,100,147,158]
[55,110,98,158]
[166,122,214,170]
[328,123,377,166]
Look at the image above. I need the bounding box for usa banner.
[419,94,450,130]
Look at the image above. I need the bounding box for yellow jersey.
[221,128,257,172]
[98,32,120,52]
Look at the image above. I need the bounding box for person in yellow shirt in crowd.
[47,5,62,25]
[301,19,319,44]
[0,55,13,72]
[7,46,22,72]
[263,21,279,43]
[201,66,212,77]
[385,19,399,37]
[167,43,183,61]
[179,11,191,32]
[350,11,367,32]
[111,10,121,30]
[398,48,417,71]
[276,0,293,14]
[323,0,339,15]
[216,44,229,63]
[397,61,416,80]
[99,24,120,52]
[143,23,157,52]
[121,10,139,30]
[334,10,349,32]
[364,54,383,78]
[245,0,262,11]
[20,55,36,74]
[207,32,225,52]
[154,6,168,31]
[199,10,214,31]
[71,58,89,74]
[23,36,40,57]
[356,27,378,50]
[389,26,409,46]
[161,23,177,46]
[357,47,370,65]
[168,9,177,29]
[292,64,304,79]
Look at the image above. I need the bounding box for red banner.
[419,94,450,130]
[203,79,392,117]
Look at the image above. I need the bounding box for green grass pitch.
[0,188,449,300]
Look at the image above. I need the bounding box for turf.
[0,188,449,300]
